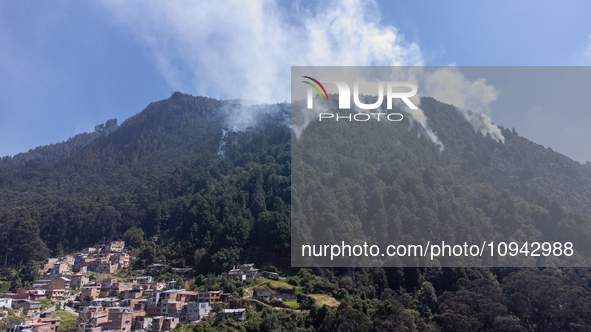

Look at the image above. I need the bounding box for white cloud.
[100,0,423,103]
[101,0,504,147]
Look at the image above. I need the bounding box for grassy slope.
[50,310,78,332]
[309,294,340,308]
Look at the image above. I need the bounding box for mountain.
[2,92,591,268]
[2,92,591,330]
[292,96,591,267]
[0,92,290,271]
[0,118,119,168]
[419,97,591,215]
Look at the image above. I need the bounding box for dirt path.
[243,280,269,298]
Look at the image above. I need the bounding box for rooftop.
[162,289,184,293]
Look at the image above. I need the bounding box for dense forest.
[2,92,591,330]
[0,118,119,168]
[292,97,591,267]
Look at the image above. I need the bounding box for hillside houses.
[227,264,260,281]
[3,241,131,308]
[70,274,89,289]
[38,241,129,277]
[10,299,43,317]
[62,288,231,331]
[4,316,61,332]
[0,245,270,331]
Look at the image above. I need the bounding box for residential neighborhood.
[0,241,295,332]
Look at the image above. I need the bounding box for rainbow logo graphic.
[302,76,329,100]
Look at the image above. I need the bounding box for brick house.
[80,286,100,300]
[106,307,143,331]
[27,322,51,332]
[151,316,179,332]
[50,263,70,277]
[145,292,161,317]
[133,299,148,312]
[81,247,97,255]
[90,314,109,328]
[107,241,125,253]
[160,300,184,317]
[47,277,70,290]
[101,278,118,290]
[228,264,259,280]
[110,253,130,269]
[120,298,143,308]
[46,289,66,303]
[106,308,133,331]
[32,279,51,289]
[11,299,43,316]
[12,289,46,301]
[81,258,97,271]
[70,274,89,289]
[60,255,75,266]
[79,306,109,321]
[97,261,117,274]
[39,317,61,332]
[120,289,143,299]
[112,280,136,293]
[39,259,58,274]
[197,291,222,304]
[68,322,103,332]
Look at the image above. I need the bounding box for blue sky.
[1,0,591,162]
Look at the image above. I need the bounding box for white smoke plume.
[401,102,445,151]
[216,101,289,155]
[101,0,503,148]
[100,0,423,102]
[421,67,505,142]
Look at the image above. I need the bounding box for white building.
[0,298,12,310]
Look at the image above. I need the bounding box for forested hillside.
[293,97,591,267]
[0,93,292,272]
[0,118,119,168]
[420,97,591,215]
[2,92,591,330]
